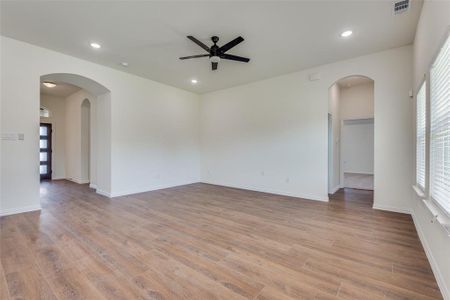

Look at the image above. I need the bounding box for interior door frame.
[40,122,52,180]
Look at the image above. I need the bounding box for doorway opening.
[39,73,111,196]
[328,75,375,196]
[341,118,374,190]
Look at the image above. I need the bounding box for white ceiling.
[1,1,422,94]
[41,81,81,97]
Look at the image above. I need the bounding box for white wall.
[328,83,340,193]
[40,94,66,179]
[201,45,413,208]
[412,1,450,299]
[413,1,450,91]
[81,99,90,183]
[341,119,374,174]
[1,36,201,215]
[95,93,111,194]
[339,82,374,120]
[110,78,201,197]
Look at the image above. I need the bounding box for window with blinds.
[430,34,450,214]
[416,82,426,190]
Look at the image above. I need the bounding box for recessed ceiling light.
[191,79,198,84]
[120,62,129,67]
[340,30,353,38]
[90,42,101,49]
[43,82,56,88]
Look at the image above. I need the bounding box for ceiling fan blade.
[212,62,218,70]
[219,36,244,53]
[179,54,210,60]
[221,54,250,63]
[187,36,210,52]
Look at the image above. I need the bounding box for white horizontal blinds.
[430,35,450,214]
[416,82,426,190]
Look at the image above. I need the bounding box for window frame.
[415,31,450,233]
[415,79,427,192]
[429,33,450,218]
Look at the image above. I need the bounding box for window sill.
[421,199,450,237]
[412,185,425,198]
[413,185,450,236]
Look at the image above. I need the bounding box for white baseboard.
[89,183,97,189]
[412,211,450,300]
[344,171,374,175]
[372,204,411,214]
[67,178,90,185]
[75,179,90,184]
[96,189,112,198]
[202,181,329,202]
[0,204,41,217]
[329,185,340,194]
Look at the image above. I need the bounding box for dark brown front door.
[40,123,52,180]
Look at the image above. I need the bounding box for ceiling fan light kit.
[179,35,250,70]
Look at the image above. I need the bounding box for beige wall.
[339,82,374,120]
[328,83,341,192]
[65,90,95,184]
[413,0,450,90]
[81,99,90,184]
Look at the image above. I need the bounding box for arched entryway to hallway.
[39,73,111,196]
[328,75,375,202]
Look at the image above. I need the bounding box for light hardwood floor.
[1,181,442,299]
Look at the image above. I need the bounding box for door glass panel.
[40,126,48,136]
[39,124,51,179]
[40,152,47,162]
[40,165,47,174]
[40,139,47,149]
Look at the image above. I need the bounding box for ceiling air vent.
[393,0,410,15]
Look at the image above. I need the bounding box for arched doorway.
[328,75,375,196]
[39,73,111,195]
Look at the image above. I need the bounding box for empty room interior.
[1,1,450,299]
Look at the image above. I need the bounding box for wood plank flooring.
[0,181,442,299]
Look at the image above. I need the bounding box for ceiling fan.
[179,36,250,70]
